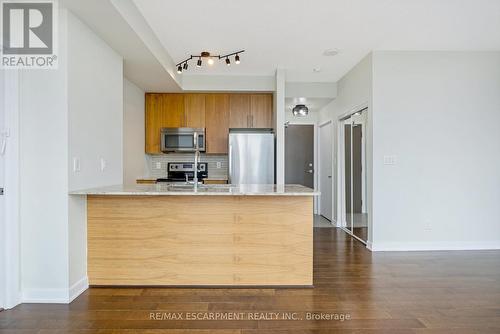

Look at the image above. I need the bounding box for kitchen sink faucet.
[193,131,200,187]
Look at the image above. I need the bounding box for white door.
[319,122,333,220]
[0,71,5,309]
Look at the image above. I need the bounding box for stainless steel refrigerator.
[228,129,275,184]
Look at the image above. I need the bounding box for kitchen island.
[71,184,318,287]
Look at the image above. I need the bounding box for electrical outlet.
[155,162,162,169]
[383,155,397,165]
[216,161,222,169]
[73,157,80,173]
[100,158,106,172]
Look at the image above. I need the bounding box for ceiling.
[133,0,500,82]
[61,0,181,91]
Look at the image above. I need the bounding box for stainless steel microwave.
[160,128,206,153]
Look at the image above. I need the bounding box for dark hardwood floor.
[1,228,500,333]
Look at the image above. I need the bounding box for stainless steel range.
[156,162,208,183]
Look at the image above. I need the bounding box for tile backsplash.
[148,154,228,179]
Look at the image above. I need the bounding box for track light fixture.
[176,50,244,73]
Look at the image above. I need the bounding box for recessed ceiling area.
[133,0,500,82]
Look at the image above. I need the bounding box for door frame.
[337,105,368,245]
[1,71,21,309]
[285,120,318,214]
[318,119,334,223]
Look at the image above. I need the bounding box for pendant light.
[292,104,309,117]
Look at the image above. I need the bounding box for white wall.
[0,70,5,308]
[182,75,275,92]
[17,8,124,303]
[68,12,123,191]
[285,82,337,99]
[67,10,123,293]
[19,10,69,301]
[371,51,500,250]
[123,78,146,184]
[285,111,318,123]
[318,54,373,242]
[1,70,21,309]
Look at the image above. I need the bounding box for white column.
[274,69,285,185]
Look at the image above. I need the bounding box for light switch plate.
[216,162,222,169]
[155,162,162,169]
[73,157,80,172]
[100,158,106,172]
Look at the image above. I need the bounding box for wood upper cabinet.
[250,94,273,128]
[205,94,229,154]
[162,94,185,127]
[146,93,273,154]
[184,94,206,128]
[229,94,251,128]
[229,93,273,129]
[145,93,185,154]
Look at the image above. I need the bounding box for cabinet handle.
[251,115,254,128]
[247,115,250,128]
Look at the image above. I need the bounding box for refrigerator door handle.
[228,143,232,184]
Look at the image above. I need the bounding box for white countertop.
[69,184,319,196]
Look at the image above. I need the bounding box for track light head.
[183,62,188,70]
[196,58,202,67]
[225,57,230,66]
[177,65,182,74]
[235,54,240,64]
[207,58,214,65]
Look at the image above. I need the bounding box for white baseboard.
[22,288,70,304]
[69,276,88,302]
[369,241,500,252]
[21,276,88,304]
[2,295,22,310]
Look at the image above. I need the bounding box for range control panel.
[168,162,207,172]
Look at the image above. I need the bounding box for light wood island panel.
[87,195,313,286]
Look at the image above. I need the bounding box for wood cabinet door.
[184,94,206,128]
[145,94,185,154]
[163,94,185,127]
[229,94,250,128]
[250,94,273,128]
[145,93,162,154]
[205,94,229,154]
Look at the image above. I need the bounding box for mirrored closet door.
[341,108,368,243]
